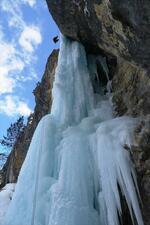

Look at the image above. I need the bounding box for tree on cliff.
[0,116,25,148]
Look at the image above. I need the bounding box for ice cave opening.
[3,36,143,225]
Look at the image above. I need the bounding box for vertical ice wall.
[3,36,143,225]
[51,36,94,126]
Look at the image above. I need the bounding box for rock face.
[47,0,150,66]
[132,116,150,225]
[0,49,58,188]
[47,0,150,114]
[46,1,150,224]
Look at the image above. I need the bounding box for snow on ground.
[0,184,15,225]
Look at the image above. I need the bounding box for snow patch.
[0,184,15,225]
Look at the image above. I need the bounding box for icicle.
[97,56,109,81]
[87,55,101,94]
[51,35,94,126]
[106,80,112,96]
[96,117,144,225]
[83,0,90,17]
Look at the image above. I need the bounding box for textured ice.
[0,184,15,225]
[3,36,143,225]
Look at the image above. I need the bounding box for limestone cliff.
[46,1,150,224]
[0,49,58,188]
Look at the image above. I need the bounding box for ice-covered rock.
[3,36,143,225]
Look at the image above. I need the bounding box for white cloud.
[0,95,32,117]
[19,26,42,52]
[0,0,37,29]
[0,0,41,117]
[0,74,16,94]
[0,5,42,94]
[17,101,32,116]
[0,42,25,72]
[23,0,36,7]
[0,42,15,64]
[0,1,25,29]
[0,41,25,94]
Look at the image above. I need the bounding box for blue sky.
[0,0,59,152]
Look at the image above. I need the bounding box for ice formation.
[0,184,15,225]
[3,36,143,225]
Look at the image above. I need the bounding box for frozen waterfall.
[3,36,143,225]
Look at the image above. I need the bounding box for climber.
[53,36,59,43]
